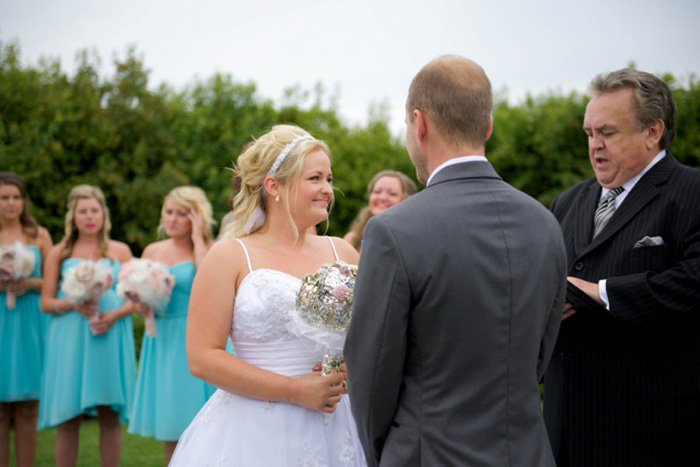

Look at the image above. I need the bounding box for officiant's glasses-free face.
[584,88,662,189]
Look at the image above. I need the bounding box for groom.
[344,55,567,466]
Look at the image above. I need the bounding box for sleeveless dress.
[170,238,366,467]
[38,258,136,429]
[0,245,48,402]
[128,261,218,441]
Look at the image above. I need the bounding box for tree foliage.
[2,40,699,256]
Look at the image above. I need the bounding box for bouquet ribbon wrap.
[288,261,358,375]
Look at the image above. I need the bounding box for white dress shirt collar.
[426,155,488,186]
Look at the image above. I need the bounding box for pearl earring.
[275,195,280,203]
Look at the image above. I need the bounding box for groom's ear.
[414,109,427,142]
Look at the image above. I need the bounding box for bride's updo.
[224,125,331,239]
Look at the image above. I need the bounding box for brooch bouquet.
[61,260,114,333]
[116,259,175,337]
[0,241,36,310]
[290,261,358,375]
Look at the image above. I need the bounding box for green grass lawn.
[8,318,169,465]
[10,418,164,466]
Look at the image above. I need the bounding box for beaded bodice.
[230,269,323,378]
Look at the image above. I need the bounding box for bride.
[170,125,365,466]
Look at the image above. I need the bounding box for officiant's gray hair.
[225,124,331,240]
[589,68,676,150]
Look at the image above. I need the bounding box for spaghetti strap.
[326,236,340,261]
[234,238,253,273]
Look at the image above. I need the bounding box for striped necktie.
[593,186,624,238]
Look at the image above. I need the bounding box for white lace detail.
[315,411,332,432]
[207,455,227,467]
[299,443,325,467]
[232,270,301,342]
[170,263,367,466]
[337,431,357,466]
[193,391,231,426]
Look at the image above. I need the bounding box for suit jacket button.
[574,262,584,271]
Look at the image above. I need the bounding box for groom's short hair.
[406,55,492,148]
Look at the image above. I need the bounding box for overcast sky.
[2,0,699,136]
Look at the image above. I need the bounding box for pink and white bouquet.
[61,260,114,331]
[0,241,36,310]
[116,259,175,337]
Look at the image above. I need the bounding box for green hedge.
[2,41,698,256]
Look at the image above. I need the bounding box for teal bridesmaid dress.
[0,245,48,402]
[128,262,217,441]
[38,258,136,428]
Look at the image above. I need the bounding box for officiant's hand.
[562,301,576,320]
[290,370,344,413]
[564,276,604,320]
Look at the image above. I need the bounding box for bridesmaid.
[0,172,52,467]
[127,186,215,464]
[343,170,416,252]
[39,185,137,467]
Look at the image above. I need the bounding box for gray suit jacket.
[345,161,567,466]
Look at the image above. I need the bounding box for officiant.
[543,68,700,466]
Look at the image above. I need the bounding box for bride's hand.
[312,361,348,395]
[290,370,344,413]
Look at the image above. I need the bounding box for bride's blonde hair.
[223,125,331,240]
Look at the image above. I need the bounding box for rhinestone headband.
[267,135,315,176]
[243,133,315,234]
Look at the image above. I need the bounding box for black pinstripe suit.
[543,152,700,466]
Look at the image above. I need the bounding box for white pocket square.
[633,235,665,248]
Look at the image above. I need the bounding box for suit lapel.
[574,182,601,256]
[580,153,677,256]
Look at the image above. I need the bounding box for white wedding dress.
[170,238,366,467]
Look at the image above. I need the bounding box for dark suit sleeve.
[607,219,700,324]
[344,215,412,466]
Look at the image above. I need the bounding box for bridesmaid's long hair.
[0,172,39,239]
[59,185,112,263]
[157,186,215,243]
[346,170,417,250]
